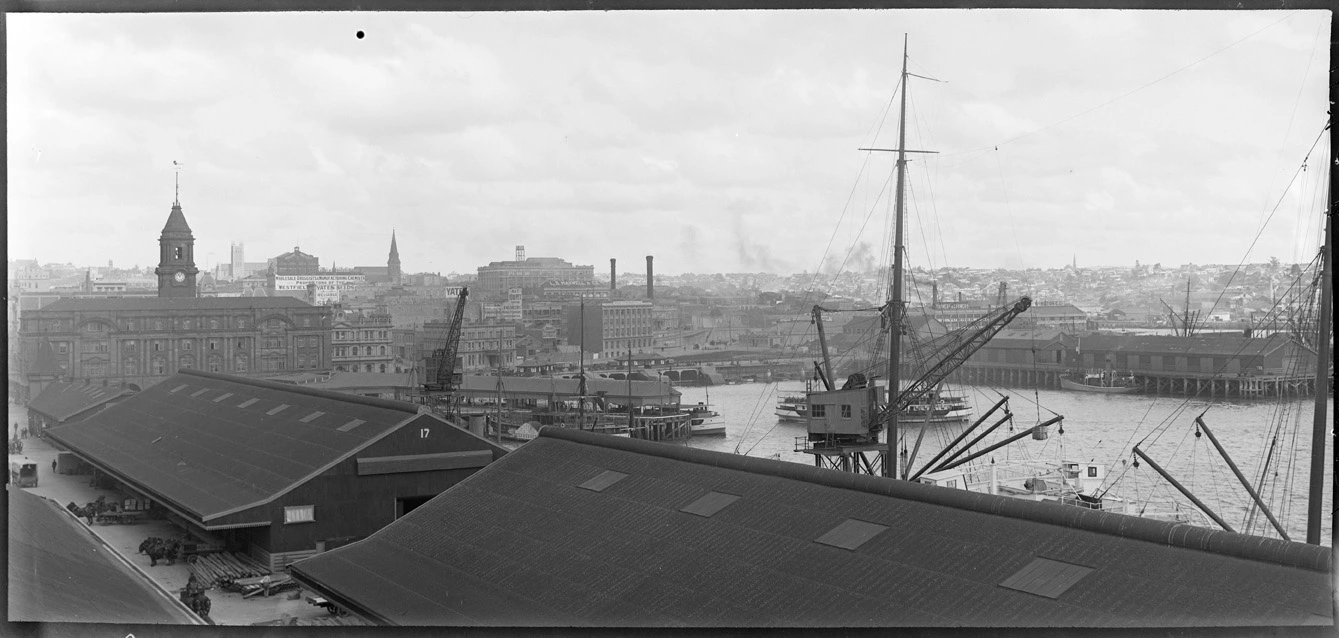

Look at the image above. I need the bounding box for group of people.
[181,574,212,619]
[12,422,32,439]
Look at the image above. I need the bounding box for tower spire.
[388,228,402,286]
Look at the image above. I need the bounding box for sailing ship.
[790,37,1229,527]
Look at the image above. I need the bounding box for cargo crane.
[422,287,469,412]
[798,296,1033,476]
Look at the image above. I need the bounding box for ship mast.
[1305,154,1331,545]
[859,36,937,478]
[884,38,910,479]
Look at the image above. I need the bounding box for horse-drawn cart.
[306,596,350,616]
[94,509,146,525]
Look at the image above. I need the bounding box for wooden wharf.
[936,362,1321,399]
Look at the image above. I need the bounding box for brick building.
[14,195,332,392]
[475,245,594,299]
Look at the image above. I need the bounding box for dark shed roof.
[28,381,134,423]
[291,428,1332,627]
[7,489,201,624]
[45,370,422,525]
[1077,333,1287,357]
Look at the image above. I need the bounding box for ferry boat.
[899,392,973,424]
[687,402,726,436]
[775,395,809,422]
[1060,370,1140,394]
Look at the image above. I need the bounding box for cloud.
[6,11,1329,274]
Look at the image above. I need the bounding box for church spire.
[388,229,402,286]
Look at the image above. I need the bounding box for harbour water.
[12,384,1329,546]
[676,381,1333,546]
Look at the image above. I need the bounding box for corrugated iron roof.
[27,381,133,422]
[1078,333,1287,357]
[290,428,1332,627]
[7,489,202,624]
[45,370,421,523]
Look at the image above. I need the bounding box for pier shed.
[26,379,136,434]
[1072,332,1301,375]
[45,369,507,571]
[291,427,1331,627]
[7,488,203,624]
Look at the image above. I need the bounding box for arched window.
[379,345,386,356]
[152,358,166,375]
[379,364,386,373]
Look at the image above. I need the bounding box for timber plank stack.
[187,551,271,589]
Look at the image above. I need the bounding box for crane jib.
[877,296,1031,424]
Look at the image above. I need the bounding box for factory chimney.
[610,258,617,291]
[646,255,654,300]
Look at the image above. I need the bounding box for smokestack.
[610,258,617,291]
[646,255,654,300]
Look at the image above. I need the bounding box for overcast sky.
[7,10,1331,277]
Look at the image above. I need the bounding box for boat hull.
[1059,378,1141,394]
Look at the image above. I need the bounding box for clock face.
[174,271,186,283]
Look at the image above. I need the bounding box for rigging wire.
[936,12,1302,159]
[993,148,1027,273]
[1199,121,1329,326]
[734,76,914,456]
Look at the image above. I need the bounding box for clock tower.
[156,192,199,298]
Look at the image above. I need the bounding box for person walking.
[51,459,57,475]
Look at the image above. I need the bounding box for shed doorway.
[395,495,434,519]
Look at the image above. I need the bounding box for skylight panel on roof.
[266,404,291,416]
[170,385,189,393]
[190,389,210,398]
[814,519,888,551]
[337,419,365,432]
[300,411,326,423]
[999,557,1093,599]
[578,470,629,492]
[212,393,234,403]
[238,398,259,408]
[680,492,741,518]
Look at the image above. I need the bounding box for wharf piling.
[939,363,1320,399]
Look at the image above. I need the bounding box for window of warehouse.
[284,505,315,524]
